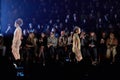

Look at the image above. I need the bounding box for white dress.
[12,27,22,60]
[72,33,83,61]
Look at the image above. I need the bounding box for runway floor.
[0,56,120,80]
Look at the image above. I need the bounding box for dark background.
[0,0,120,80]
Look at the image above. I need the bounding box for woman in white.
[11,18,23,66]
[72,26,83,62]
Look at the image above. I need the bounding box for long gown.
[72,33,83,61]
[12,27,22,60]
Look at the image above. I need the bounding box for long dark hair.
[72,26,80,38]
[73,26,80,34]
